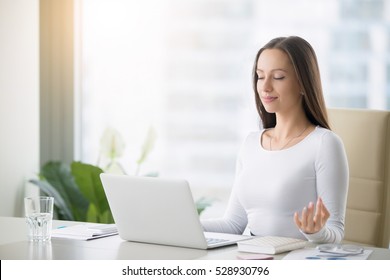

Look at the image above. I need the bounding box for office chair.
[328,108,390,248]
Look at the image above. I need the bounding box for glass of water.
[24,196,54,242]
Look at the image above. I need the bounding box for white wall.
[0,0,39,217]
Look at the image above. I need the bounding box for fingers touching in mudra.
[294,197,330,234]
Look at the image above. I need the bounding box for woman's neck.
[272,112,309,141]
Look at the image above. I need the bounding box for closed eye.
[257,76,285,81]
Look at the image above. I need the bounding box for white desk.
[1,217,389,260]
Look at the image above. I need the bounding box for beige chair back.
[328,108,390,248]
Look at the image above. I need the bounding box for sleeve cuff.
[300,227,327,243]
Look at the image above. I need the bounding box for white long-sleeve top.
[201,126,349,243]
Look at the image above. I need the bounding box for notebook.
[100,173,252,249]
[52,224,118,240]
[237,236,307,254]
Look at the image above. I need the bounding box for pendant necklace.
[269,125,309,151]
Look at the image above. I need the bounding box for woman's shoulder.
[312,126,345,149]
[244,130,265,144]
[239,130,263,148]
[313,126,341,138]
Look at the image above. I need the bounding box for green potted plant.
[30,126,212,222]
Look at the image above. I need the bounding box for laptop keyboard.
[206,237,229,245]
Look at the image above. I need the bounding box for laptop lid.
[100,173,213,249]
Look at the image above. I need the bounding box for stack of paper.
[237,236,307,254]
[283,248,372,260]
[52,224,118,240]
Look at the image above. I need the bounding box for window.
[75,0,390,217]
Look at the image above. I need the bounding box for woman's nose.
[260,77,272,92]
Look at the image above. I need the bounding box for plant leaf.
[86,203,98,223]
[40,161,89,221]
[71,162,111,217]
[195,197,213,215]
[100,209,115,224]
[99,127,126,159]
[136,126,157,165]
[29,179,74,221]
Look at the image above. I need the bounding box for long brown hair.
[252,36,330,129]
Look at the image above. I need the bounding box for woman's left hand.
[293,197,330,234]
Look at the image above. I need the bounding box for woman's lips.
[262,96,278,103]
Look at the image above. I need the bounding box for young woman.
[201,36,349,243]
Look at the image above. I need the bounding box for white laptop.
[100,173,251,249]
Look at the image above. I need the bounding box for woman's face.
[256,49,302,114]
